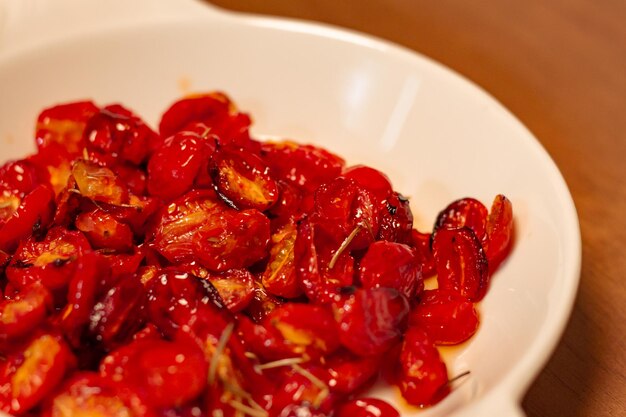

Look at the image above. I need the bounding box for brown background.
[207,1,626,416]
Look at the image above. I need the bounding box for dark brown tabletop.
[207,1,626,416]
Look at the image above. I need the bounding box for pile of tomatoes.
[0,93,513,417]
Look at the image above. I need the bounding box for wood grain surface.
[207,1,626,416]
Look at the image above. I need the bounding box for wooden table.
[208,1,626,415]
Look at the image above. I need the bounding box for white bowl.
[0,1,581,416]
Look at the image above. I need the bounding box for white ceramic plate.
[0,1,581,416]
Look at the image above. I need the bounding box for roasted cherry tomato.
[75,208,134,251]
[377,192,413,243]
[83,104,160,166]
[0,159,45,198]
[409,289,479,345]
[89,273,147,348]
[261,220,300,298]
[485,194,514,268]
[149,190,270,271]
[159,93,251,147]
[205,268,255,313]
[236,314,294,361]
[35,101,99,156]
[432,227,489,301]
[100,338,208,408]
[193,207,270,272]
[264,303,340,359]
[0,184,55,253]
[210,145,279,211]
[266,179,312,228]
[71,159,129,205]
[341,165,393,204]
[333,287,410,357]
[269,365,337,415]
[260,141,344,192]
[43,373,150,417]
[336,398,400,417]
[313,177,379,251]
[148,190,221,263]
[6,227,91,291]
[397,327,449,407]
[147,126,215,201]
[58,251,104,347]
[145,269,226,337]
[325,350,381,394]
[433,197,488,241]
[0,332,74,414]
[294,217,354,304]
[359,241,423,299]
[407,229,436,277]
[0,282,51,341]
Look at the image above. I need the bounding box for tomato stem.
[254,356,304,371]
[328,225,362,269]
[228,399,269,417]
[208,322,234,385]
[448,370,471,386]
[292,363,329,408]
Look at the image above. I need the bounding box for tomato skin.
[236,314,294,361]
[293,217,355,304]
[0,185,55,253]
[0,159,44,198]
[43,372,152,417]
[147,128,215,201]
[148,189,221,264]
[260,141,345,192]
[341,165,393,204]
[210,145,279,211]
[88,273,147,348]
[245,282,282,322]
[58,252,103,347]
[205,269,255,313]
[485,194,514,269]
[432,227,489,301]
[335,398,400,417]
[100,338,208,408]
[193,208,270,272]
[0,332,74,415]
[0,283,51,341]
[264,303,340,359]
[334,287,410,357]
[409,289,479,345]
[6,227,91,291]
[359,241,423,300]
[397,327,449,407]
[35,101,99,156]
[71,159,129,206]
[0,250,9,274]
[83,104,160,166]
[377,192,414,243]
[325,350,381,394]
[145,269,227,338]
[159,93,251,147]
[313,177,379,251]
[407,229,436,277]
[75,208,134,251]
[433,197,488,241]
[269,365,337,416]
[261,220,300,298]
